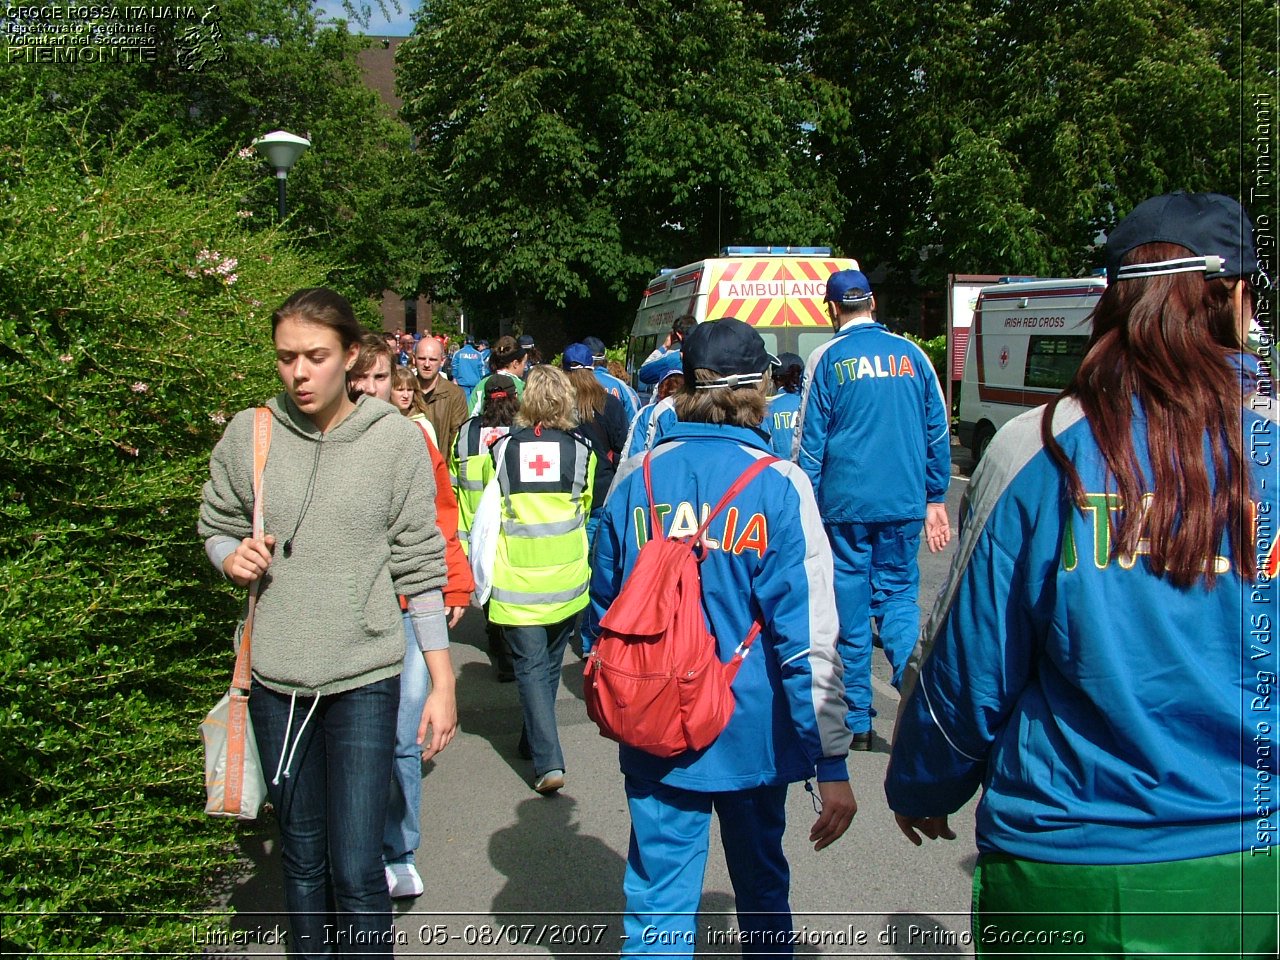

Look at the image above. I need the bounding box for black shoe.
[849,730,874,752]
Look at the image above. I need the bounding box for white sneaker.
[533,769,565,795]
[386,861,424,899]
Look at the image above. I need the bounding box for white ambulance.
[627,246,858,379]
[957,276,1106,460]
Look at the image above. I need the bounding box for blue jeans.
[384,614,427,865]
[622,777,792,958]
[827,520,922,733]
[503,618,572,776]
[250,676,399,958]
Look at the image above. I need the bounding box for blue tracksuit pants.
[622,777,792,958]
[826,520,922,733]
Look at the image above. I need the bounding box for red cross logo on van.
[999,346,1010,368]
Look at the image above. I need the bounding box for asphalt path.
[208,444,982,959]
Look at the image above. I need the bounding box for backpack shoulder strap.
[643,450,779,545]
[692,454,778,542]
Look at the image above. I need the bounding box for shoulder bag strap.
[231,408,272,693]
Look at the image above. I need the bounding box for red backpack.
[583,451,777,757]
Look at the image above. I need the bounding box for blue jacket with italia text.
[450,344,487,389]
[885,382,1280,864]
[587,423,852,791]
[592,367,640,421]
[795,320,949,522]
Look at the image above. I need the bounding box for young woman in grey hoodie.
[199,288,451,956]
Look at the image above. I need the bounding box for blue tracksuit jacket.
[764,390,802,460]
[593,367,640,421]
[885,380,1280,864]
[622,398,679,459]
[796,320,950,521]
[638,346,682,385]
[451,344,487,389]
[587,423,852,790]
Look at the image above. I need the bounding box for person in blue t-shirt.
[886,192,1278,957]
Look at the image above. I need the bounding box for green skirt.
[973,849,1278,958]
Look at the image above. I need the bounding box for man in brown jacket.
[414,336,469,453]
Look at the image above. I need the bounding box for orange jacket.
[408,421,475,607]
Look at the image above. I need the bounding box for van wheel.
[972,423,995,462]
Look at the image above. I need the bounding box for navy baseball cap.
[582,336,607,362]
[562,343,593,369]
[824,269,874,306]
[1106,191,1260,284]
[775,352,804,372]
[517,334,536,349]
[682,317,777,389]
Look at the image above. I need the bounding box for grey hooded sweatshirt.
[199,393,447,696]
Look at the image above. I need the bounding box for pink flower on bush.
[192,249,239,286]
[237,147,255,160]
[59,354,73,363]
[130,382,149,394]
[210,411,227,426]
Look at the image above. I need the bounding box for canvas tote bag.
[201,407,271,819]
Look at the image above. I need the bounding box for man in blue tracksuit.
[588,318,855,958]
[450,336,487,406]
[795,270,951,749]
[583,335,640,421]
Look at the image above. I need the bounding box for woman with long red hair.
[886,192,1276,956]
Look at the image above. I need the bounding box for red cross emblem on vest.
[519,442,561,483]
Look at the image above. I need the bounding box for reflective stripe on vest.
[490,581,588,606]
[501,514,584,538]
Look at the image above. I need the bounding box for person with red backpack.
[585,317,856,957]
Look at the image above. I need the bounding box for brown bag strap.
[231,408,272,693]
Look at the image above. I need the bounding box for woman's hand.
[446,606,467,629]
[418,648,458,760]
[222,535,276,587]
[417,686,458,761]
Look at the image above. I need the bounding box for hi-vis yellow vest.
[488,426,595,626]
[451,417,509,556]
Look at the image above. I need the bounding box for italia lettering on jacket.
[831,353,916,384]
[631,502,768,558]
[1057,491,1280,577]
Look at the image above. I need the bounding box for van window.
[628,335,658,374]
[1025,336,1088,390]
[796,330,830,362]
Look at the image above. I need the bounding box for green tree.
[396,0,847,342]
[809,0,1270,281]
[0,90,349,954]
[2,0,423,300]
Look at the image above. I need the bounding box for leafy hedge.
[0,93,365,953]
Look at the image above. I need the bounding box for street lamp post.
[253,130,311,220]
